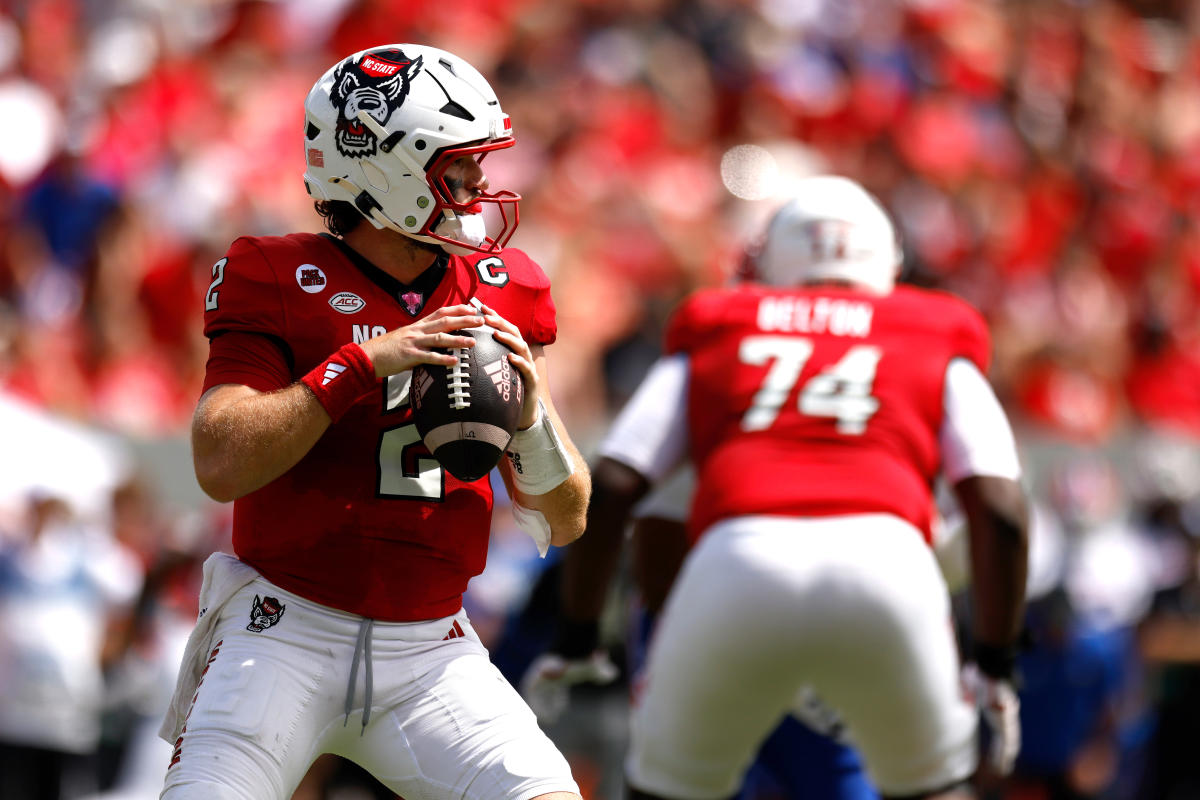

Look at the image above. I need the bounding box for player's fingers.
[505,351,538,389]
[490,325,532,357]
[479,303,515,332]
[428,303,482,320]
[413,347,460,366]
[477,302,520,335]
[420,313,483,334]
[424,331,476,349]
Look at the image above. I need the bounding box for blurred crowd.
[3,0,1200,798]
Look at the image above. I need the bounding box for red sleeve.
[482,247,557,346]
[531,284,557,346]
[203,237,289,341]
[951,299,992,375]
[664,291,717,356]
[202,331,293,394]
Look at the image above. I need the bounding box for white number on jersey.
[377,373,444,499]
[205,258,228,311]
[738,335,882,435]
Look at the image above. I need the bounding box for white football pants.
[160,577,577,800]
[626,513,978,799]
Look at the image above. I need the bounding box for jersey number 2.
[739,335,881,435]
[204,258,227,311]
[377,373,444,500]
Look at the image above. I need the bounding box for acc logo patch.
[246,595,286,632]
[329,291,366,314]
[296,264,327,293]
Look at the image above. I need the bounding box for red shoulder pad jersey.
[665,284,990,545]
[201,233,556,621]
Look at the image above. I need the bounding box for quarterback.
[540,176,1029,800]
[158,44,590,800]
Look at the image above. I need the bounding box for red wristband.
[299,343,377,422]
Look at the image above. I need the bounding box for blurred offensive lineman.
[524,458,881,800]
[158,44,590,800]
[552,176,1028,800]
[525,458,882,800]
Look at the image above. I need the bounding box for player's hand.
[961,662,1021,776]
[479,304,540,429]
[519,651,620,724]
[360,305,483,377]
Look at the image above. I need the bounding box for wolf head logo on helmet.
[303,43,521,255]
[329,49,422,159]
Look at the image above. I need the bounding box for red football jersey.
[665,284,990,544]
[201,233,557,621]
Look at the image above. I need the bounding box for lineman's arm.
[941,357,1029,776]
[557,353,690,643]
[520,355,687,721]
[561,457,651,624]
[940,357,1030,658]
[954,475,1029,661]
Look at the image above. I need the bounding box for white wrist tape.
[506,401,575,495]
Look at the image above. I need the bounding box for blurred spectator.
[0,492,142,800]
[1132,441,1200,800]
[1009,588,1133,800]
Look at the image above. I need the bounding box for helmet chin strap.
[436,210,487,255]
[327,176,395,232]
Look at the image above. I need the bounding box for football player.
[531,176,1029,800]
[158,44,590,800]
[524,461,882,800]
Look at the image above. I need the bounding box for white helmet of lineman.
[302,44,519,255]
[749,175,902,294]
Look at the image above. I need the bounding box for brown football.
[410,325,525,482]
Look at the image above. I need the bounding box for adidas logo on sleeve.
[322,362,347,385]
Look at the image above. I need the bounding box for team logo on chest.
[400,290,424,315]
[330,49,423,159]
[296,264,327,293]
[329,291,366,314]
[246,595,286,632]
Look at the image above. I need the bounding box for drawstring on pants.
[344,617,374,735]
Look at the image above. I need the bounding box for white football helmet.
[302,44,519,254]
[746,176,902,294]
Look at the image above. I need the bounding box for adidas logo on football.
[483,359,512,402]
[322,362,347,386]
[413,370,432,403]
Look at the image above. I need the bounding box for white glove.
[519,651,619,724]
[961,662,1021,775]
